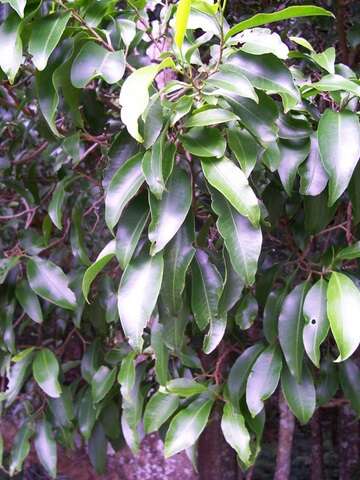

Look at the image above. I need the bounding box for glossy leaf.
[281,365,315,424]
[34,420,57,479]
[0,11,22,83]
[299,135,328,196]
[310,47,335,74]
[318,109,360,206]
[327,272,360,362]
[33,348,62,398]
[144,391,180,434]
[71,41,125,88]
[302,279,329,367]
[221,402,251,468]
[15,279,43,324]
[210,188,262,285]
[78,388,97,440]
[227,127,261,177]
[235,293,258,330]
[278,138,310,195]
[91,366,117,403]
[201,157,260,226]
[164,395,214,457]
[205,65,258,102]
[174,0,191,48]
[181,127,226,158]
[316,357,338,406]
[148,167,191,255]
[278,282,309,381]
[9,423,33,476]
[185,108,238,128]
[246,345,283,417]
[1,0,26,17]
[339,360,360,415]
[0,348,34,406]
[118,252,164,351]
[27,257,76,311]
[166,378,207,397]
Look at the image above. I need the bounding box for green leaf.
[225,6,333,40]
[203,313,227,355]
[302,279,329,368]
[116,195,149,270]
[0,11,22,83]
[15,279,43,324]
[201,157,260,226]
[205,65,258,102]
[0,256,19,284]
[164,395,214,457]
[227,343,265,406]
[161,214,195,315]
[221,402,251,468]
[71,203,91,266]
[299,135,328,196]
[91,366,117,403]
[118,251,164,351]
[48,177,72,230]
[278,138,310,195]
[0,432,3,468]
[235,293,258,330]
[151,323,169,385]
[142,129,166,200]
[78,388,97,440]
[0,348,34,406]
[339,360,360,415]
[33,348,62,398]
[71,41,125,88]
[210,188,262,285]
[29,12,71,71]
[105,153,145,232]
[316,357,338,406]
[9,423,33,476]
[235,28,289,60]
[246,345,283,417]
[118,351,136,400]
[218,250,244,315]
[34,420,57,479]
[148,166,192,255]
[0,0,26,17]
[82,240,117,302]
[318,109,360,206]
[143,95,164,149]
[228,52,299,110]
[263,288,287,345]
[327,272,360,362]
[279,282,309,381]
[191,250,223,330]
[281,364,315,424]
[88,423,107,475]
[48,387,75,428]
[336,241,360,261]
[181,127,226,158]
[227,127,261,177]
[144,391,180,434]
[119,58,175,142]
[27,257,76,310]
[310,47,335,74]
[166,378,207,397]
[312,74,360,97]
[185,108,238,128]
[174,0,191,48]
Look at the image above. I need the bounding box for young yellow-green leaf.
[281,365,315,425]
[0,0,26,17]
[210,188,262,285]
[327,272,360,362]
[166,378,207,397]
[227,342,265,406]
[82,240,117,302]
[118,252,164,351]
[91,366,117,403]
[310,47,335,74]
[116,195,149,270]
[221,403,251,468]
[27,257,76,311]
[225,6,333,40]
[0,11,23,83]
[148,167,192,255]
[191,250,223,331]
[34,420,57,479]
[278,282,308,381]
[318,110,360,206]
[246,345,283,417]
[202,157,260,226]
[185,108,238,128]
[181,127,226,158]
[9,423,33,476]
[33,348,62,398]
[119,57,175,142]
[302,279,329,367]
[105,153,145,232]
[164,395,214,457]
[15,279,43,324]
[144,391,180,434]
[29,12,71,71]
[71,41,125,88]
[174,0,191,48]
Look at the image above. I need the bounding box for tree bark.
[310,410,324,480]
[198,408,238,480]
[274,393,295,480]
[338,404,359,479]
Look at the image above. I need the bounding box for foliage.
[0,0,360,476]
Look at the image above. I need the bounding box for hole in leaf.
[311,319,316,325]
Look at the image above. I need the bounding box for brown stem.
[310,410,324,480]
[338,404,359,479]
[274,392,295,480]
[336,0,349,65]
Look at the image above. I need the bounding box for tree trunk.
[338,404,360,479]
[274,393,295,480]
[198,408,238,480]
[310,410,324,480]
